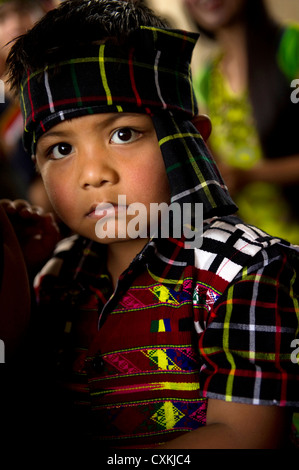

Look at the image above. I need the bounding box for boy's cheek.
[42,179,72,218]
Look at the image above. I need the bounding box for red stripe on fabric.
[27,70,35,122]
[129,49,142,107]
[40,121,45,132]
[198,332,219,393]
[24,96,183,126]
[159,238,186,281]
[274,253,288,405]
[168,237,186,248]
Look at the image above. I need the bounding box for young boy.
[4,0,299,449]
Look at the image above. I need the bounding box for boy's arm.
[160,242,297,449]
[217,154,299,198]
[160,399,291,449]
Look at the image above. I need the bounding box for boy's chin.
[93,235,149,245]
[79,231,149,245]
[73,219,151,244]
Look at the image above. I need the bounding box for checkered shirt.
[34,216,299,447]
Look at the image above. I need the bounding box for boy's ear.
[192,114,212,141]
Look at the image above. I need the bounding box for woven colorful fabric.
[20,27,199,151]
[19,26,236,219]
[152,113,236,218]
[34,217,299,448]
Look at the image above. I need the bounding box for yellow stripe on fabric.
[140,26,198,44]
[290,270,299,336]
[152,381,200,392]
[147,267,184,286]
[223,284,236,402]
[242,273,277,285]
[229,350,291,362]
[159,133,203,146]
[172,119,217,209]
[20,83,27,132]
[99,44,113,106]
[198,346,222,355]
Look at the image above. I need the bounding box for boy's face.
[35,113,171,243]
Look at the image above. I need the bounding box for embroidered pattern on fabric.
[151,402,185,429]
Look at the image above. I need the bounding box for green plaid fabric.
[20,26,237,219]
[152,114,236,217]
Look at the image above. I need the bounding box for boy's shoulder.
[196,215,299,284]
[34,234,103,292]
[34,216,299,298]
[202,214,285,248]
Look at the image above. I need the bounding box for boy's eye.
[110,127,140,144]
[50,143,74,159]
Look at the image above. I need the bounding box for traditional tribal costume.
[20,27,299,447]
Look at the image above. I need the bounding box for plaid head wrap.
[20,26,237,218]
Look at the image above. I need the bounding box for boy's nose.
[78,151,119,189]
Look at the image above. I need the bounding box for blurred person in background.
[183,0,299,245]
[0,0,60,206]
[0,0,60,380]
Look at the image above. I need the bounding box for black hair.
[243,0,287,155]
[6,0,167,93]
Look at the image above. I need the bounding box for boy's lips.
[86,202,127,219]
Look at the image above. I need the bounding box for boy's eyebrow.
[36,129,72,146]
[37,113,145,143]
[39,129,70,139]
